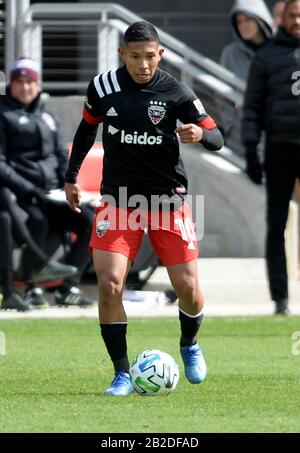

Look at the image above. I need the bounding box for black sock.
[179,308,203,347]
[100,323,130,373]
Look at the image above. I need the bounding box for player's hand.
[64,182,81,213]
[175,124,203,144]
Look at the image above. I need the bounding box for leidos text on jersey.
[120,130,163,145]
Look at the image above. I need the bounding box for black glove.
[245,145,263,185]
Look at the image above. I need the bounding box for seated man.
[0,186,78,311]
[0,58,96,307]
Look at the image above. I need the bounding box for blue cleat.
[104,371,134,396]
[180,344,207,384]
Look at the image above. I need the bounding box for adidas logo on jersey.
[106,107,118,117]
[121,130,162,145]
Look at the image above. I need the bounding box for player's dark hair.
[123,21,160,44]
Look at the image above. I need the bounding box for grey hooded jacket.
[220,0,273,81]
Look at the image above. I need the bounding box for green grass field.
[0,316,300,433]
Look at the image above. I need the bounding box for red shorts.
[89,202,198,266]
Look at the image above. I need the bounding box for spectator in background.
[243,0,300,315]
[219,0,273,140]
[220,0,273,81]
[272,0,286,28]
[272,0,300,205]
[0,58,96,308]
[0,187,78,311]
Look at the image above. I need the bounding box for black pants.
[265,143,300,301]
[0,210,14,295]
[18,197,94,285]
[0,187,49,293]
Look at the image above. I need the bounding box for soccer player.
[65,21,224,396]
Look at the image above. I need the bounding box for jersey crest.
[96,220,110,238]
[148,101,167,125]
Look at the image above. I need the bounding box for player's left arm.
[175,121,224,150]
[176,87,224,151]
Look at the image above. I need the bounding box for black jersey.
[83,66,219,201]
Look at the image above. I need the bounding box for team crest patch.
[148,101,166,125]
[96,220,110,238]
[193,98,206,115]
[41,112,57,131]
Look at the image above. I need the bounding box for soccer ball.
[130,349,179,395]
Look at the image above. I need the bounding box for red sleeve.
[197,116,217,130]
[83,107,103,125]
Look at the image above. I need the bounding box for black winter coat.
[242,27,300,147]
[0,88,68,198]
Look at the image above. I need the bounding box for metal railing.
[19,3,245,99]
[14,2,246,156]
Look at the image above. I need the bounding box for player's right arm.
[65,79,104,211]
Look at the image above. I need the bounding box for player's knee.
[173,277,197,302]
[98,273,123,302]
